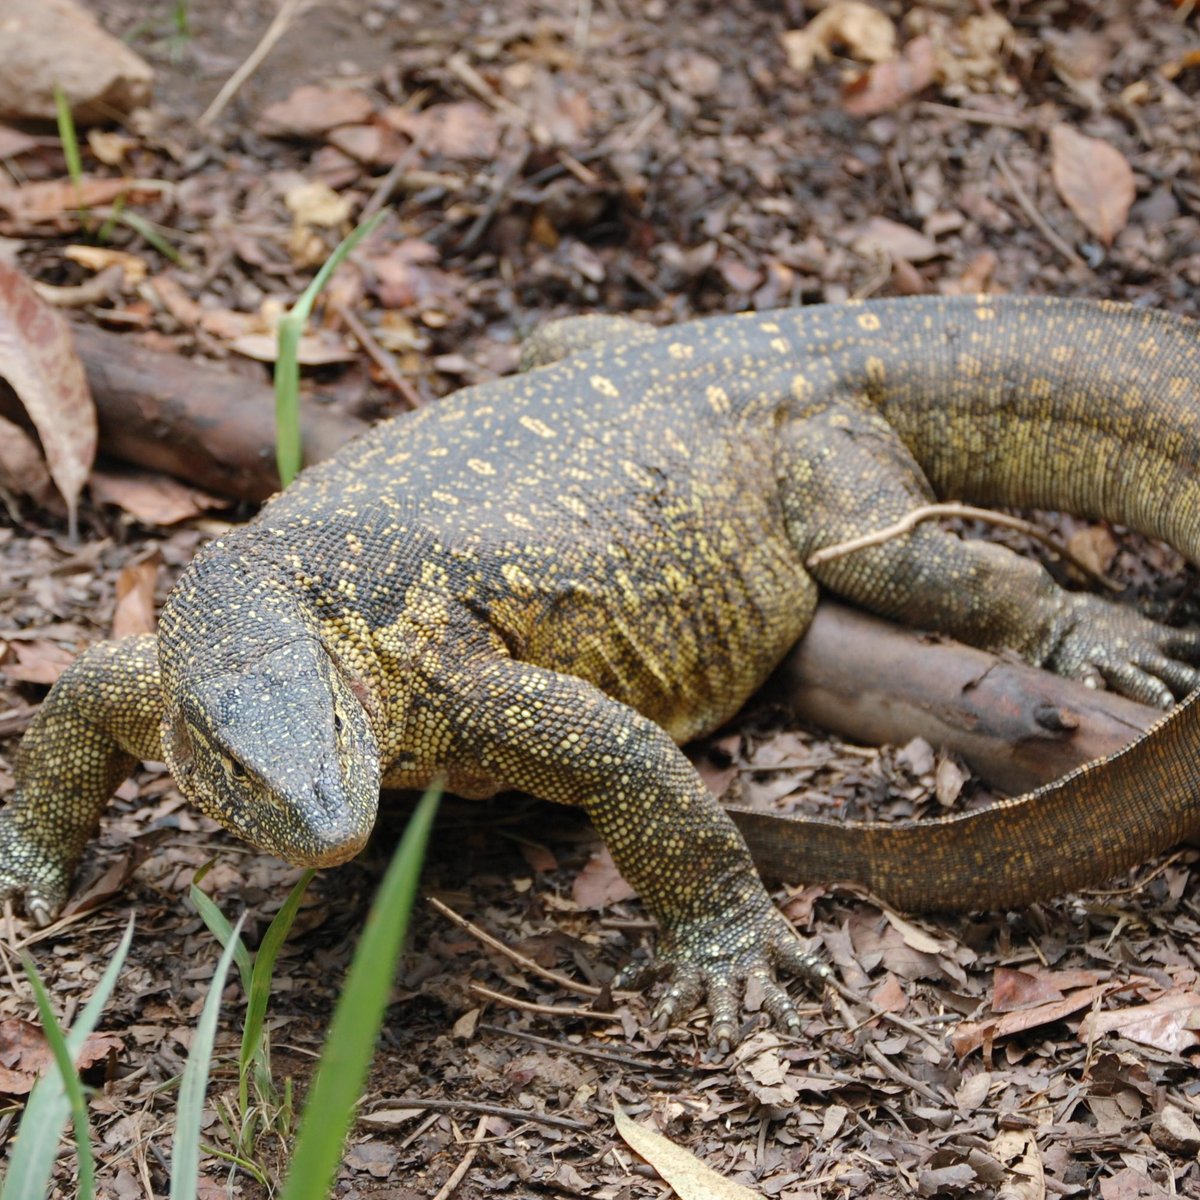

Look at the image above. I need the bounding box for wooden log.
[765,601,1158,794]
[0,324,368,502]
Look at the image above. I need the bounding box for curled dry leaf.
[1050,124,1135,247]
[842,35,936,116]
[781,1,897,73]
[0,261,95,535]
[0,412,54,505]
[112,555,160,639]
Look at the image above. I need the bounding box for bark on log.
[767,601,1158,794]
[0,324,369,502]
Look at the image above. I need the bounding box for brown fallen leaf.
[90,467,228,526]
[256,84,375,138]
[842,35,936,116]
[1,638,78,685]
[0,261,95,535]
[613,1100,762,1200]
[992,967,1065,1013]
[0,1017,122,1096]
[1050,124,1135,247]
[0,177,163,224]
[572,844,636,908]
[953,980,1135,1056]
[851,216,941,263]
[385,102,502,160]
[0,412,55,506]
[112,555,160,639]
[988,1129,1045,1200]
[1078,989,1200,1055]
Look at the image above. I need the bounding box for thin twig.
[805,500,1121,592]
[478,1023,675,1072]
[469,981,623,1021]
[430,895,629,999]
[430,1116,489,1200]
[332,299,424,409]
[828,979,946,1054]
[360,134,428,223]
[917,101,1032,129]
[198,0,313,129]
[458,142,532,254]
[369,1095,592,1133]
[993,150,1090,272]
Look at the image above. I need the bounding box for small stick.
[458,142,532,254]
[430,894,632,999]
[805,500,1121,592]
[360,134,428,223]
[917,101,1031,129]
[478,1023,675,1072]
[370,1095,592,1133]
[469,981,624,1022]
[993,150,1090,272]
[198,0,313,129]
[332,299,423,409]
[430,1115,489,1200]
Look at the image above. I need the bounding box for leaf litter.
[0,0,1198,1196]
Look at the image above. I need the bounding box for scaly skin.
[2,296,1198,1044]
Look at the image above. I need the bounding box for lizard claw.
[0,815,71,928]
[617,894,829,1047]
[1047,595,1200,709]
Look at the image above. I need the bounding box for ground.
[1,0,1200,1196]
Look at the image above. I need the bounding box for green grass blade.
[239,870,315,1110]
[116,210,187,265]
[53,84,84,191]
[170,912,247,1200]
[21,958,96,1200]
[278,786,440,1200]
[273,209,386,487]
[2,915,134,1200]
[191,866,254,996]
[274,313,305,487]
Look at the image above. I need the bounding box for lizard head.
[160,638,381,867]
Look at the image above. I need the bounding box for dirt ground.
[2,0,1200,1196]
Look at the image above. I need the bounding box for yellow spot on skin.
[857,312,881,331]
[501,563,534,593]
[505,512,534,530]
[519,415,556,438]
[1169,377,1189,399]
[1139,337,1158,356]
[975,306,995,321]
[958,353,982,378]
[667,342,694,360]
[1030,377,1052,399]
[706,385,730,414]
[346,532,363,555]
[430,490,459,505]
[560,495,589,518]
[760,321,780,333]
[1051,345,1072,363]
[790,374,811,401]
[468,459,496,476]
[770,337,789,354]
[865,356,886,384]
[591,375,620,396]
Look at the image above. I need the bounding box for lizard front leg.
[452,655,829,1046]
[0,634,164,924]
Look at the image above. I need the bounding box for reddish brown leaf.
[0,177,158,223]
[256,85,375,138]
[992,967,1065,1013]
[1050,124,1135,247]
[90,467,227,526]
[111,555,160,639]
[842,36,936,116]
[0,1018,122,1095]
[2,637,77,685]
[571,844,636,908]
[0,261,95,534]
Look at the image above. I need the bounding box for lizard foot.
[0,817,71,928]
[1045,594,1200,709]
[615,894,830,1049]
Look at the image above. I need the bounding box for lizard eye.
[333,711,345,736]
[227,756,247,780]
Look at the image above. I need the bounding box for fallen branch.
[765,601,1157,794]
[0,324,366,502]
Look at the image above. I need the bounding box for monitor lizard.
[2,295,1198,1045]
